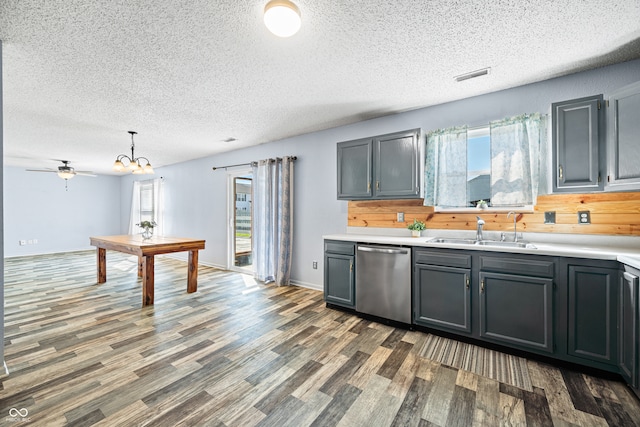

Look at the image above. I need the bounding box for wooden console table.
[89,235,206,306]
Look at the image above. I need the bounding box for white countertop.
[324,231,640,269]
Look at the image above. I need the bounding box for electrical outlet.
[544,211,556,224]
[33,239,38,244]
[312,261,318,269]
[28,239,33,244]
[578,211,591,224]
[397,212,405,222]
[19,240,26,246]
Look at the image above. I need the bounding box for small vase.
[142,227,153,239]
[411,230,421,238]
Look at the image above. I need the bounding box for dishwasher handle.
[357,245,409,255]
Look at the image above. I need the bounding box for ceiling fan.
[26,160,96,189]
[27,160,96,179]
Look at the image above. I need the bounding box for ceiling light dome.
[263,0,301,37]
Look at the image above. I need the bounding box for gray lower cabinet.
[567,264,619,366]
[337,129,421,200]
[479,272,554,353]
[551,94,605,192]
[620,265,639,397]
[414,264,472,334]
[324,241,355,308]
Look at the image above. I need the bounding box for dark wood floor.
[2,251,640,426]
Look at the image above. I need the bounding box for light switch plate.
[397,212,404,222]
[544,211,556,224]
[578,211,591,224]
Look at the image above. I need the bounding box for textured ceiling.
[1,0,639,175]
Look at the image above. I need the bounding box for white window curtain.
[128,178,164,235]
[424,126,468,207]
[252,157,294,286]
[490,113,545,206]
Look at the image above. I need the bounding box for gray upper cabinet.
[337,129,421,200]
[374,130,420,198]
[607,81,640,191]
[337,138,372,199]
[552,95,605,192]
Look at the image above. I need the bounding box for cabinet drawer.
[325,241,355,255]
[480,255,554,278]
[414,249,471,269]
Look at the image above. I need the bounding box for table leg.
[138,256,143,278]
[97,247,106,283]
[142,255,155,306]
[188,250,198,293]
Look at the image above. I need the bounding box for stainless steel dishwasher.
[356,244,411,324]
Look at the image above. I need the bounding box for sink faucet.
[476,216,485,241]
[507,211,518,242]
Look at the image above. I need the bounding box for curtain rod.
[212,156,298,171]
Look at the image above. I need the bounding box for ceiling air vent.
[454,67,491,82]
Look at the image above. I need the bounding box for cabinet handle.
[558,165,563,181]
[376,181,380,190]
[367,181,371,191]
[465,275,470,290]
[350,261,353,272]
[481,279,485,293]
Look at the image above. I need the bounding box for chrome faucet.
[476,216,485,241]
[507,211,518,242]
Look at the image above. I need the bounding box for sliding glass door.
[227,170,253,273]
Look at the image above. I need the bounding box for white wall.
[3,167,121,257]
[4,59,639,289]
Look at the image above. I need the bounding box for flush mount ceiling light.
[454,67,491,82]
[112,131,154,175]
[263,0,301,37]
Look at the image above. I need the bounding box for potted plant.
[137,220,157,239]
[407,218,426,237]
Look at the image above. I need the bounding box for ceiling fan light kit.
[113,131,154,175]
[263,0,301,37]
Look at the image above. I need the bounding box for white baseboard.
[291,280,322,291]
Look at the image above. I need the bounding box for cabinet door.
[374,130,420,198]
[337,139,372,199]
[479,272,554,353]
[568,266,618,365]
[414,264,471,333]
[619,269,639,389]
[552,95,604,192]
[324,253,355,307]
[607,81,640,191]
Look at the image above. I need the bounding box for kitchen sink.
[430,238,536,249]
[475,241,537,248]
[430,238,478,245]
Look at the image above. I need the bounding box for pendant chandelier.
[112,131,154,174]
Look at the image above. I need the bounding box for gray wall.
[119,59,640,289]
[3,59,640,293]
[3,167,121,257]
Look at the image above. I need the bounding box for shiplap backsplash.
[348,192,640,236]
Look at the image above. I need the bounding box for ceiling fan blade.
[75,172,97,177]
[25,169,57,173]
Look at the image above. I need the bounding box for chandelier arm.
[135,156,151,164]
